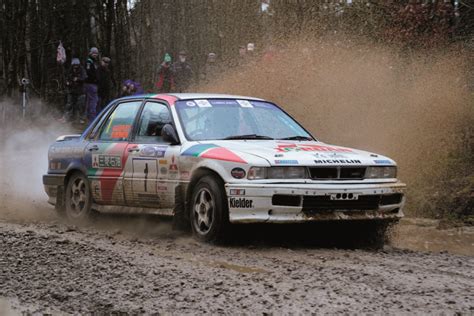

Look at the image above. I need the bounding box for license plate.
[330,193,359,200]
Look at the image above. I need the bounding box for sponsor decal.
[182,144,246,163]
[92,154,122,168]
[110,124,131,139]
[195,99,212,107]
[229,197,254,208]
[314,159,361,164]
[314,153,348,159]
[50,146,83,158]
[209,100,239,105]
[140,146,167,158]
[170,155,178,171]
[92,181,102,200]
[180,171,190,180]
[231,168,246,179]
[159,159,168,165]
[275,143,352,153]
[88,142,129,203]
[186,101,196,107]
[169,156,179,179]
[374,159,393,165]
[157,185,168,191]
[236,100,253,108]
[275,159,299,165]
[155,147,167,158]
[160,167,168,175]
[140,146,156,157]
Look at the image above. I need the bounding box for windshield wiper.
[279,135,313,141]
[222,134,274,140]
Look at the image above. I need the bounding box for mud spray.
[0,102,73,222]
[198,37,473,218]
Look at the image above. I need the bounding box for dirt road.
[1,213,473,315]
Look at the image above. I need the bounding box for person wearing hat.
[59,58,86,123]
[120,79,144,97]
[84,47,100,122]
[156,53,175,93]
[97,56,114,113]
[172,50,193,93]
[200,52,219,84]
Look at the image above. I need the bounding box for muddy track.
[0,216,473,315]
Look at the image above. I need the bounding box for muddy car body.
[43,93,406,241]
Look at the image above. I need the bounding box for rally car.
[43,93,406,241]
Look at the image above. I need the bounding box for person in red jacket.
[156,53,175,93]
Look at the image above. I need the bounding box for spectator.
[97,56,113,113]
[156,53,175,93]
[120,79,133,96]
[59,58,86,123]
[234,45,248,67]
[239,45,247,59]
[172,50,193,92]
[246,42,257,64]
[131,80,144,95]
[247,42,256,55]
[121,79,144,96]
[200,52,219,84]
[84,47,100,122]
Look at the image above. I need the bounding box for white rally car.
[43,93,406,241]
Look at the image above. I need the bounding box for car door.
[123,100,181,209]
[85,100,142,205]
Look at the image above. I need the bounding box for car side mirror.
[162,124,180,145]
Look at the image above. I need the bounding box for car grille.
[302,195,381,213]
[308,167,366,180]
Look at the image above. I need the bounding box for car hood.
[196,140,396,166]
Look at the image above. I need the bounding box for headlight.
[365,166,397,179]
[248,167,307,179]
[247,167,266,180]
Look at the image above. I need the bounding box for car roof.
[166,93,265,101]
[115,93,265,102]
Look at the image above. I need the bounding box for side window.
[98,101,141,141]
[135,102,172,143]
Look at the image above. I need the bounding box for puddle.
[392,218,474,256]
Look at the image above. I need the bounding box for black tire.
[189,175,229,242]
[64,172,93,223]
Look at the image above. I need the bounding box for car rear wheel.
[65,172,93,222]
[190,175,229,242]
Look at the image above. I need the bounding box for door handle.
[128,146,140,153]
[89,145,99,151]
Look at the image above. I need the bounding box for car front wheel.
[190,175,229,242]
[65,172,93,222]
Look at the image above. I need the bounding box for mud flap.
[55,185,66,214]
[173,184,189,231]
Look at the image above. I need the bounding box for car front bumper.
[226,182,406,223]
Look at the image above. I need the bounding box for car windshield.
[175,99,313,141]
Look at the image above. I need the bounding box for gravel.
[0,218,473,314]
